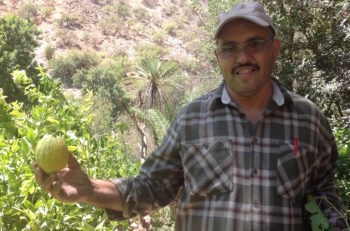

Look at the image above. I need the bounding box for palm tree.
[121,55,185,162]
[126,55,184,112]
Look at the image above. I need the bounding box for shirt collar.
[209,78,293,110]
[271,80,285,106]
[221,80,284,106]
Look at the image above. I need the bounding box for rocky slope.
[0,0,206,73]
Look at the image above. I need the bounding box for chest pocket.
[181,141,233,196]
[276,143,316,199]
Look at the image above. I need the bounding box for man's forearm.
[81,179,123,211]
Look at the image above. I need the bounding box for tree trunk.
[120,100,147,163]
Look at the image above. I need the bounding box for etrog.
[35,135,69,174]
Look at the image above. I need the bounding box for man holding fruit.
[33,1,347,230]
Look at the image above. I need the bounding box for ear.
[214,48,219,61]
[272,39,280,62]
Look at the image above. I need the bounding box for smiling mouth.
[232,64,259,75]
[235,67,256,75]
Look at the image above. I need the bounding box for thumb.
[67,150,81,169]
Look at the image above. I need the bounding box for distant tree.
[125,55,184,114]
[0,14,40,104]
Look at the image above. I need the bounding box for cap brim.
[215,15,271,39]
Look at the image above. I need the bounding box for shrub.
[44,45,55,60]
[17,3,38,20]
[116,2,130,19]
[50,49,100,86]
[57,13,81,28]
[133,6,148,21]
[82,31,102,48]
[152,30,166,44]
[98,15,121,35]
[136,44,169,63]
[130,20,145,34]
[41,6,54,20]
[162,20,178,36]
[183,58,201,74]
[72,58,129,93]
[54,28,77,47]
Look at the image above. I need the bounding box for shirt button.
[253,137,258,144]
[253,200,259,208]
[251,169,258,177]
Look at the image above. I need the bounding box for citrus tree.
[0,68,140,230]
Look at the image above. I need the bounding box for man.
[34,1,347,230]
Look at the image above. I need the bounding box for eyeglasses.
[216,38,274,59]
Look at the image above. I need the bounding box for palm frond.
[124,55,186,111]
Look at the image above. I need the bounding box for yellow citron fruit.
[35,135,69,174]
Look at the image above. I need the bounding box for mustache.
[232,64,259,74]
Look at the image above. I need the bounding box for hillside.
[0,0,208,76]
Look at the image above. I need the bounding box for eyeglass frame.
[216,38,275,60]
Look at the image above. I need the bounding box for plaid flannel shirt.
[107,79,346,230]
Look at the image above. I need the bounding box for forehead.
[217,19,271,44]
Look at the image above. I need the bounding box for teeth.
[236,68,255,74]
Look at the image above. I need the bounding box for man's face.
[215,19,280,99]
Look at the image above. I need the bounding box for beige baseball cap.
[215,1,275,39]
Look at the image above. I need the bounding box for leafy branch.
[305,195,349,231]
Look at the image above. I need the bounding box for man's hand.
[33,151,93,203]
[33,150,123,211]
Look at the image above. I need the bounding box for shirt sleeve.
[105,113,184,220]
[309,114,347,229]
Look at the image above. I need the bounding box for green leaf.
[20,137,31,157]
[305,198,322,214]
[23,199,35,211]
[28,183,35,194]
[67,145,78,151]
[81,223,95,231]
[26,128,36,144]
[311,213,329,230]
[47,116,60,125]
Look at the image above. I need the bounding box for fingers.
[43,173,57,192]
[32,163,46,185]
[32,163,59,195]
[67,151,81,169]
[51,177,63,196]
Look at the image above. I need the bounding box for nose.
[235,47,251,64]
